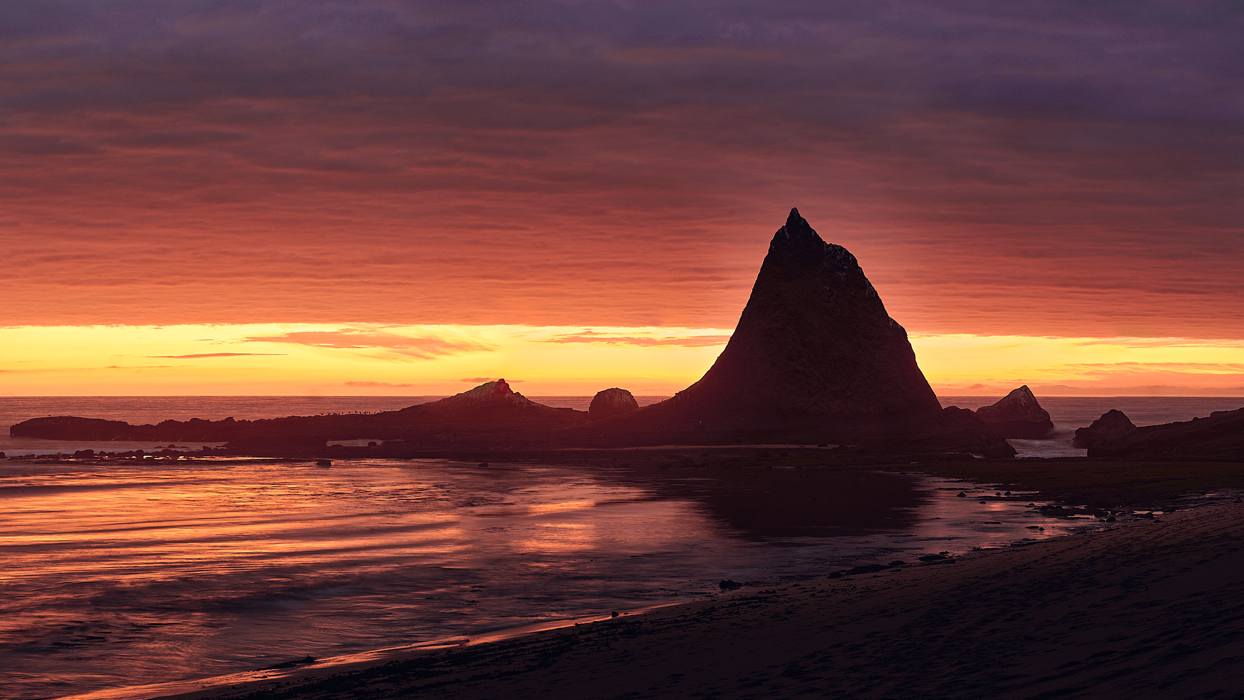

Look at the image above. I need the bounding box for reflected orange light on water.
[0,458,1096,699]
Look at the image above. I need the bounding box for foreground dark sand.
[175,495,1244,699]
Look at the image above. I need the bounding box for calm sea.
[0,395,1239,698]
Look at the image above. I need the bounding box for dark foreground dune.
[163,495,1244,700]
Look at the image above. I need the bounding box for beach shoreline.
[181,496,1244,698]
[63,488,1244,699]
[22,449,1244,699]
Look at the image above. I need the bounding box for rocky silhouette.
[1078,407,1244,460]
[1074,409,1137,449]
[589,388,639,420]
[974,385,1054,438]
[12,379,586,449]
[10,210,1011,457]
[579,209,1008,455]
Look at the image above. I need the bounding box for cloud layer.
[1,1,1241,339]
[245,329,492,358]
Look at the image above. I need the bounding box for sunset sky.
[2,1,1242,396]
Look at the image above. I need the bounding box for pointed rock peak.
[986,385,1045,412]
[765,208,865,281]
[773,206,823,249]
[1006,385,1038,402]
[974,384,1052,437]
[459,378,515,400]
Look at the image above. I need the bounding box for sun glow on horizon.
[1,324,1242,397]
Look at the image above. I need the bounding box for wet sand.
[167,496,1244,699]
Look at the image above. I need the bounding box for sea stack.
[589,388,640,420]
[590,208,992,449]
[974,385,1054,438]
[1073,409,1137,449]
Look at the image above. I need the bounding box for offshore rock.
[581,208,1009,455]
[589,388,640,420]
[974,385,1054,438]
[1073,409,1137,449]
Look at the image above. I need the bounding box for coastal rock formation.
[1081,407,1244,460]
[8,209,1013,457]
[385,379,586,443]
[10,416,148,441]
[974,385,1054,438]
[1073,410,1137,449]
[11,379,587,450]
[580,209,1010,455]
[589,388,639,420]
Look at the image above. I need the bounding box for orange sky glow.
[3,323,1243,397]
[1,2,1241,397]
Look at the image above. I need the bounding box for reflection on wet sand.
[595,464,926,538]
[0,458,1089,699]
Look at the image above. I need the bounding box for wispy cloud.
[3,2,1240,339]
[148,352,285,359]
[246,330,492,359]
[546,330,730,348]
[343,380,420,388]
[1066,362,1244,376]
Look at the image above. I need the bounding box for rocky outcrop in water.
[1073,410,1137,449]
[589,388,639,420]
[974,385,1054,438]
[577,208,1011,456]
[7,417,134,441]
[1079,407,1244,460]
[11,379,587,450]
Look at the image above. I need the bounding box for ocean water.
[0,395,1240,698]
[3,459,1090,699]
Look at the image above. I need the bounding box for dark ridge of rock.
[8,416,135,441]
[10,380,587,450]
[388,380,587,444]
[418,378,532,411]
[577,208,1008,455]
[1073,409,1137,449]
[1085,407,1244,460]
[974,385,1054,438]
[902,407,1017,459]
[589,388,639,420]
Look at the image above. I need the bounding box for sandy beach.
[161,493,1244,699]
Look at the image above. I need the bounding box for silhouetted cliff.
[573,209,1010,455]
